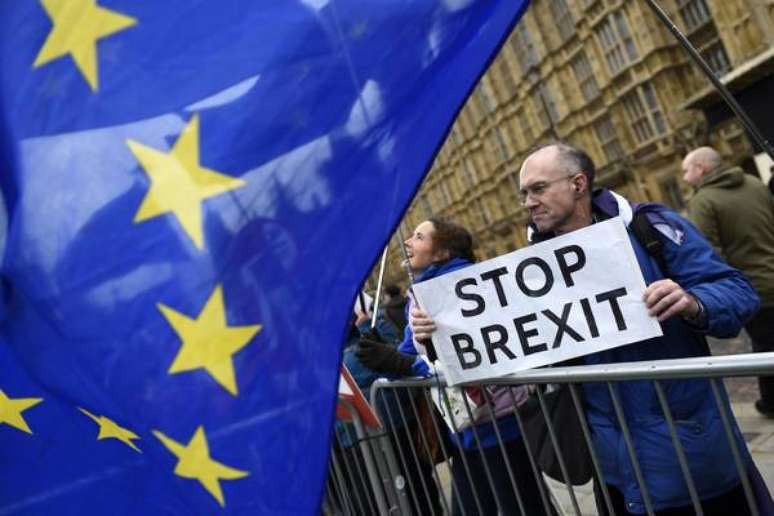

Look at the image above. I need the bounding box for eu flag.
[0,1,528,513]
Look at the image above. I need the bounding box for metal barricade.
[324,397,414,515]
[324,352,774,515]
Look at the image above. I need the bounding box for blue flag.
[0,1,528,513]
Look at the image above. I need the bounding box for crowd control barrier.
[323,351,774,516]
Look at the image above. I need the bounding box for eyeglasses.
[518,175,575,205]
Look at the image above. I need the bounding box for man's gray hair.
[532,142,596,192]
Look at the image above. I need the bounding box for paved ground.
[548,333,774,515]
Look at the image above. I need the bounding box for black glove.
[355,335,415,375]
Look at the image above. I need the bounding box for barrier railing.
[323,351,774,516]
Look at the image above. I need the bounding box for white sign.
[412,218,663,386]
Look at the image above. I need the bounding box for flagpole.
[369,247,389,330]
[395,226,439,361]
[642,0,774,161]
[394,226,417,300]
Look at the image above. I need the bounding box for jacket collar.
[415,257,471,283]
[592,188,632,223]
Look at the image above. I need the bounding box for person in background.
[381,284,408,334]
[682,146,774,417]
[358,217,551,516]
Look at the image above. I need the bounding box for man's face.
[682,157,703,187]
[518,149,581,234]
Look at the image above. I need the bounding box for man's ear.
[573,173,588,195]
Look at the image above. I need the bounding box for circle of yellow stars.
[23,1,266,507]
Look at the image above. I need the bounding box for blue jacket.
[398,258,521,449]
[577,190,760,513]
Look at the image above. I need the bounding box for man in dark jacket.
[683,146,774,416]
[413,142,764,514]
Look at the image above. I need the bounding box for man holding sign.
[412,143,764,515]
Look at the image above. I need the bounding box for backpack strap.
[630,208,711,352]
[630,210,670,278]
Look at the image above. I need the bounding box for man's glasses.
[518,175,575,205]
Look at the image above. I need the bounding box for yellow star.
[79,408,141,453]
[0,390,43,434]
[127,115,246,250]
[33,0,137,91]
[153,426,249,507]
[158,285,262,396]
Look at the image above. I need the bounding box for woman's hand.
[410,307,437,340]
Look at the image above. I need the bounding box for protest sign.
[412,217,663,385]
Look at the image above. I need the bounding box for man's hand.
[643,279,700,322]
[410,307,436,340]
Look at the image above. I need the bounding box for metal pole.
[535,387,581,515]
[608,382,656,516]
[394,225,441,362]
[642,0,774,161]
[340,398,390,515]
[568,383,615,516]
[507,388,554,516]
[370,381,421,515]
[710,379,759,516]
[394,226,417,295]
[480,387,527,516]
[653,380,704,515]
[370,246,389,329]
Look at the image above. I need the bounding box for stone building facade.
[378,0,774,287]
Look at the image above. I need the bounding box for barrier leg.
[371,429,413,515]
[608,382,655,516]
[459,386,505,515]
[508,387,554,516]
[536,387,581,515]
[406,387,451,515]
[393,387,440,516]
[481,386,528,515]
[333,424,371,515]
[710,378,759,516]
[568,383,615,516]
[330,443,356,516]
[379,389,422,515]
[653,380,704,515]
[420,388,468,516]
[341,398,390,515]
[440,386,486,515]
